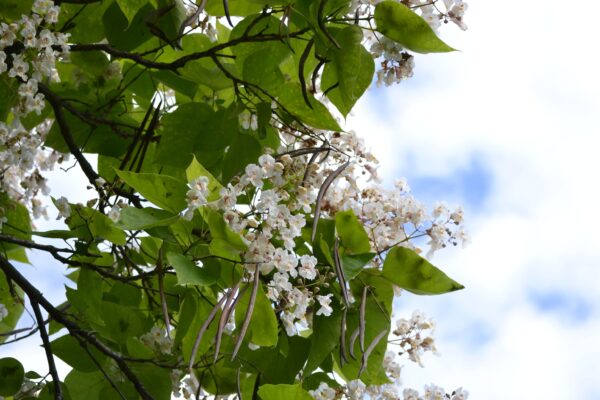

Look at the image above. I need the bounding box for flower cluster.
[309,381,469,400]
[349,0,468,86]
[0,0,69,214]
[403,385,469,400]
[392,311,437,367]
[171,370,203,399]
[139,326,173,355]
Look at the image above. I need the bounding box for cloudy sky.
[3,0,600,398]
[346,0,600,398]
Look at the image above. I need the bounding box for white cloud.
[346,0,600,398]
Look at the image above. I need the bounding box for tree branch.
[0,256,155,400]
[69,29,310,71]
[31,301,63,400]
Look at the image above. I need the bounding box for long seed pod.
[318,0,341,49]
[179,0,207,37]
[359,285,368,353]
[232,265,260,360]
[311,162,350,243]
[214,281,242,363]
[188,293,228,373]
[299,39,315,109]
[236,367,243,400]
[358,329,388,377]
[339,308,348,365]
[348,327,359,360]
[223,0,234,27]
[333,237,350,307]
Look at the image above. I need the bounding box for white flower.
[45,5,61,24]
[140,326,172,355]
[309,382,336,400]
[0,51,7,74]
[37,29,54,48]
[451,387,469,400]
[95,177,107,187]
[298,255,317,280]
[315,294,333,317]
[243,164,264,188]
[347,380,366,400]
[0,303,8,321]
[423,384,446,400]
[0,23,17,47]
[403,388,420,400]
[108,205,121,223]
[8,55,29,81]
[55,196,71,219]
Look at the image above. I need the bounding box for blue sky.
[346,1,600,397]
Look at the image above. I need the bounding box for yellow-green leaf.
[382,246,464,294]
[374,1,455,54]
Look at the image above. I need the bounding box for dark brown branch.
[38,84,98,185]
[31,301,63,400]
[70,29,310,71]
[0,256,155,400]
[39,84,143,208]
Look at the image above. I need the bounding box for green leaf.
[149,0,187,47]
[0,357,24,396]
[117,207,179,230]
[222,134,262,183]
[235,282,278,347]
[186,156,224,201]
[0,193,32,263]
[382,246,465,294]
[340,272,393,384]
[341,252,376,281]
[65,204,126,246]
[65,370,122,400]
[58,2,110,43]
[200,208,248,252]
[167,252,216,286]
[242,49,286,90]
[321,26,375,117]
[305,305,342,374]
[258,384,313,400]
[205,0,263,17]
[50,335,107,373]
[115,170,187,213]
[374,1,455,53]
[302,372,340,391]
[156,103,239,168]
[45,112,130,157]
[116,0,148,23]
[275,83,341,131]
[237,334,308,384]
[103,2,154,51]
[99,302,151,344]
[0,0,33,20]
[0,75,19,121]
[335,209,371,254]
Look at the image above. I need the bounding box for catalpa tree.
[0,0,470,398]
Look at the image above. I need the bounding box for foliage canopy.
[0,0,469,398]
